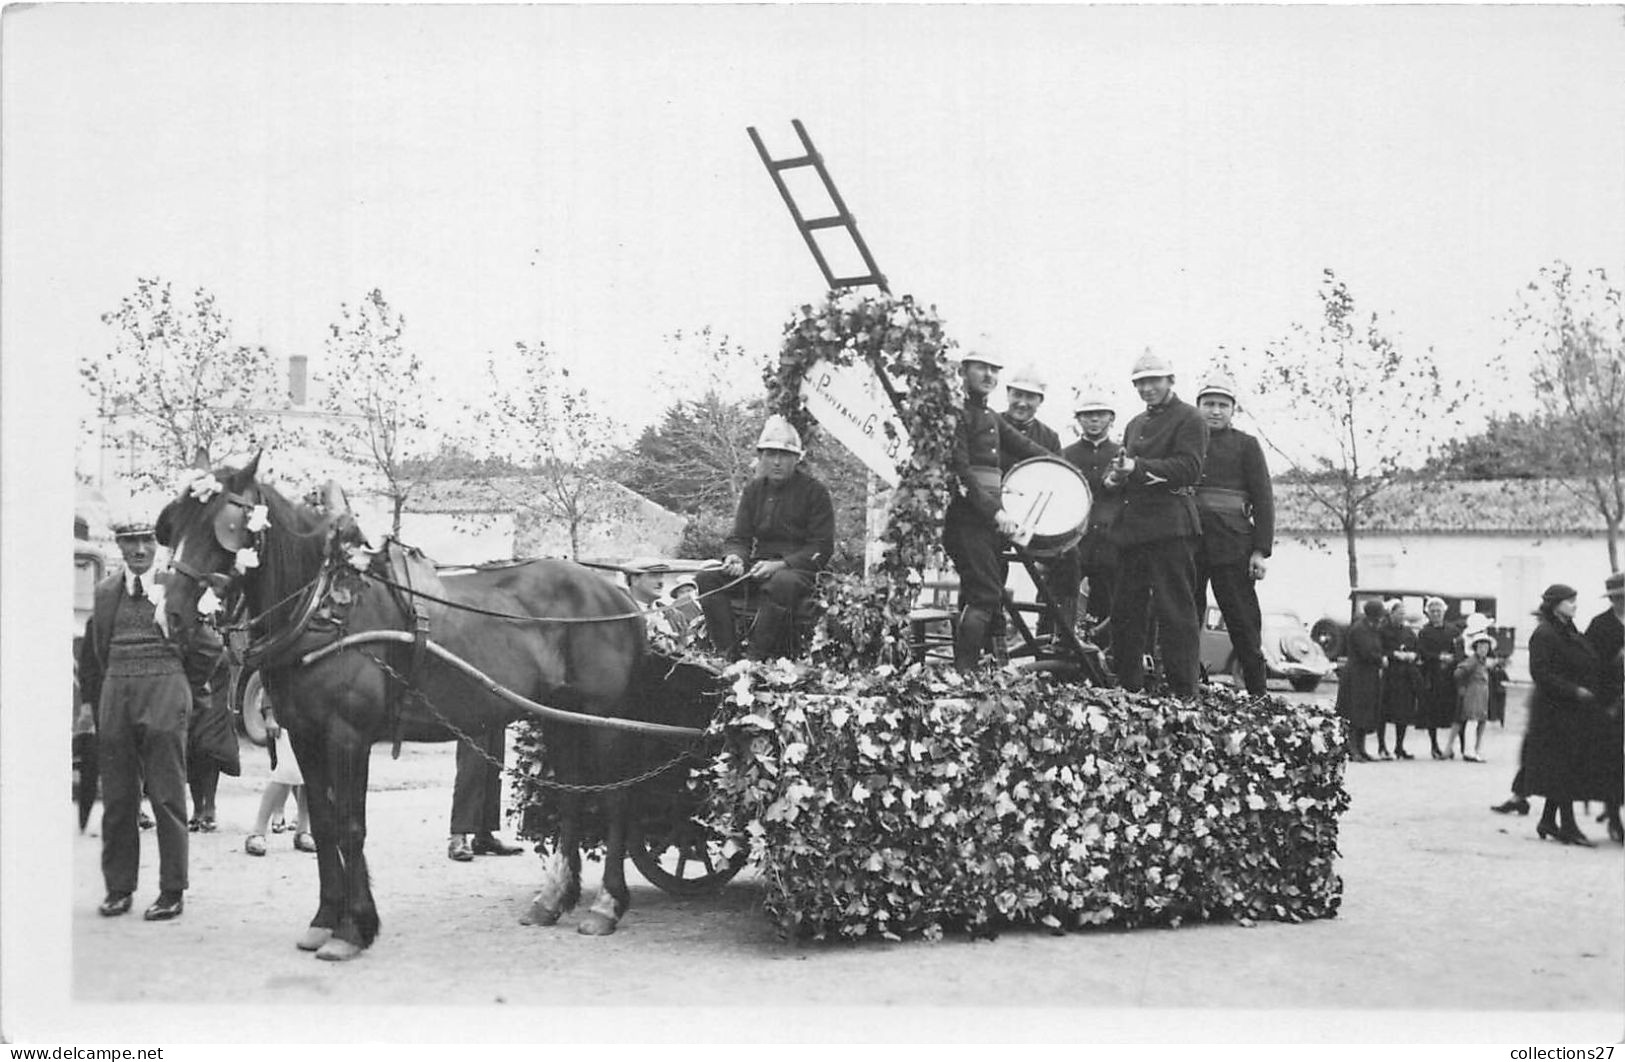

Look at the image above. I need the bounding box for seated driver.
[695,415,835,660]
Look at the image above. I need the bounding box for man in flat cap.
[78,510,202,920]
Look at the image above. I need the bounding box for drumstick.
[1016,490,1052,545]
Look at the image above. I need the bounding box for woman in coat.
[1337,600,1387,761]
[1416,596,1462,759]
[1378,600,1421,759]
[1521,584,1602,846]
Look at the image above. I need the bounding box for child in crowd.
[1451,633,1495,763]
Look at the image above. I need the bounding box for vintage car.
[1200,606,1333,692]
[1310,587,1513,660]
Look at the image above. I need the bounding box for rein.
[366,567,752,625]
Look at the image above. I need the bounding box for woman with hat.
[1336,599,1388,762]
[1520,584,1603,845]
[1581,572,1624,843]
[1416,596,1462,759]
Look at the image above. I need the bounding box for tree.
[1508,262,1625,568]
[475,340,632,561]
[1424,411,1582,481]
[81,277,287,491]
[317,289,439,537]
[1239,269,1467,588]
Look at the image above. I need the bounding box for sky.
[6,3,1625,461]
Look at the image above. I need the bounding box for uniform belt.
[1195,486,1249,513]
[964,467,1003,494]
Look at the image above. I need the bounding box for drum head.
[1001,457,1092,548]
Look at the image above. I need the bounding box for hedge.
[698,660,1349,941]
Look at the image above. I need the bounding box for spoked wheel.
[629,819,747,897]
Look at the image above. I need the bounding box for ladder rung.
[801,216,850,231]
[768,154,817,171]
[832,275,885,288]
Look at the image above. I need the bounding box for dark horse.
[157,456,656,959]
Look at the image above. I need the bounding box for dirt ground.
[40,684,1625,1043]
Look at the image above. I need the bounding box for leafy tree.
[81,276,287,490]
[1239,269,1467,588]
[317,289,439,537]
[475,340,633,561]
[1424,412,1580,481]
[1507,262,1625,568]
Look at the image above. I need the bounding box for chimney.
[288,355,308,406]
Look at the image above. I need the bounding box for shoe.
[1377,750,1394,761]
[1463,754,1482,763]
[98,892,133,917]
[1350,750,1372,763]
[1395,750,1415,760]
[197,816,217,833]
[143,892,184,921]
[1608,819,1624,845]
[293,831,317,853]
[1537,822,1560,842]
[139,812,155,830]
[471,833,523,856]
[245,833,267,856]
[447,834,474,862]
[187,817,200,832]
[1430,749,1444,761]
[1558,826,1596,848]
[1490,798,1531,816]
[270,816,287,834]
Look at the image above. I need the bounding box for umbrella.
[73,731,98,831]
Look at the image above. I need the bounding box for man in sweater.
[78,511,209,921]
[943,347,1053,669]
[695,415,835,660]
[1102,351,1209,697]
[1192,371,1276,696]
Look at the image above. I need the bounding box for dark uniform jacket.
[1196,426,1274,565]
[1584,608,1624,707]
[1001,413,1061,456]
[1109,394,1208,546]
[950,395,1053,524]
[721,468,835,572]
[1062,435,1122,566]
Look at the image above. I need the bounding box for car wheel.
[1290,676,1321,693]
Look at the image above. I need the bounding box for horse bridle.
[168,488,261,598]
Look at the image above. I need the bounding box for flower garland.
[766,289,961,666]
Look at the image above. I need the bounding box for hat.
[1073,392,1114,416]
[1468,631,1495,649]
[1606,572,1624,598]
[1005,364,1047,396]
[1129,349,1175,382]
[1195,370,1238,403]
[112,519,157,539]
[1362,600,1386,620]
[1541,583,1578,606]
[755,415,804,456]
[627,556,672,574]
[669,576,698,594]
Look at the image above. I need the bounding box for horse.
[156,455,660,959]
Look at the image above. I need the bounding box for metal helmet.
[755,414,805,456]
[1072,392,1114,416]
[1129,349,1175,381]
[1195,370,1238,403]
[1005,364,1047,396]
[953,333,1005,370]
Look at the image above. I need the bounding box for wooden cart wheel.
[629,820,746,897]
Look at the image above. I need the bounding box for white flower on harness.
[234,547,260,574]
[186,473,223,503]
[196,586,223,616]
[245,504,271,533]
[346,544,375,572]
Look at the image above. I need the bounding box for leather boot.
[954,607,993,671]
[746,599,793,661]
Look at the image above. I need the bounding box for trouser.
[943,501,1008,669]
[1110,535,1202,697]
[1034,549,1081,639]
[450,726,506,835]
[1197,557,1266,695]
[695,565,814,660]
[99,669,191,895]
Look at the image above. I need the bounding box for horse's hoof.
[576,911,619,936]
[296,926,333,952]
[314,937,364,962]
[520,902,561,927]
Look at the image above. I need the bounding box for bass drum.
[1000,456,1092,556]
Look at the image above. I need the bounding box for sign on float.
[800,359,912,486]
